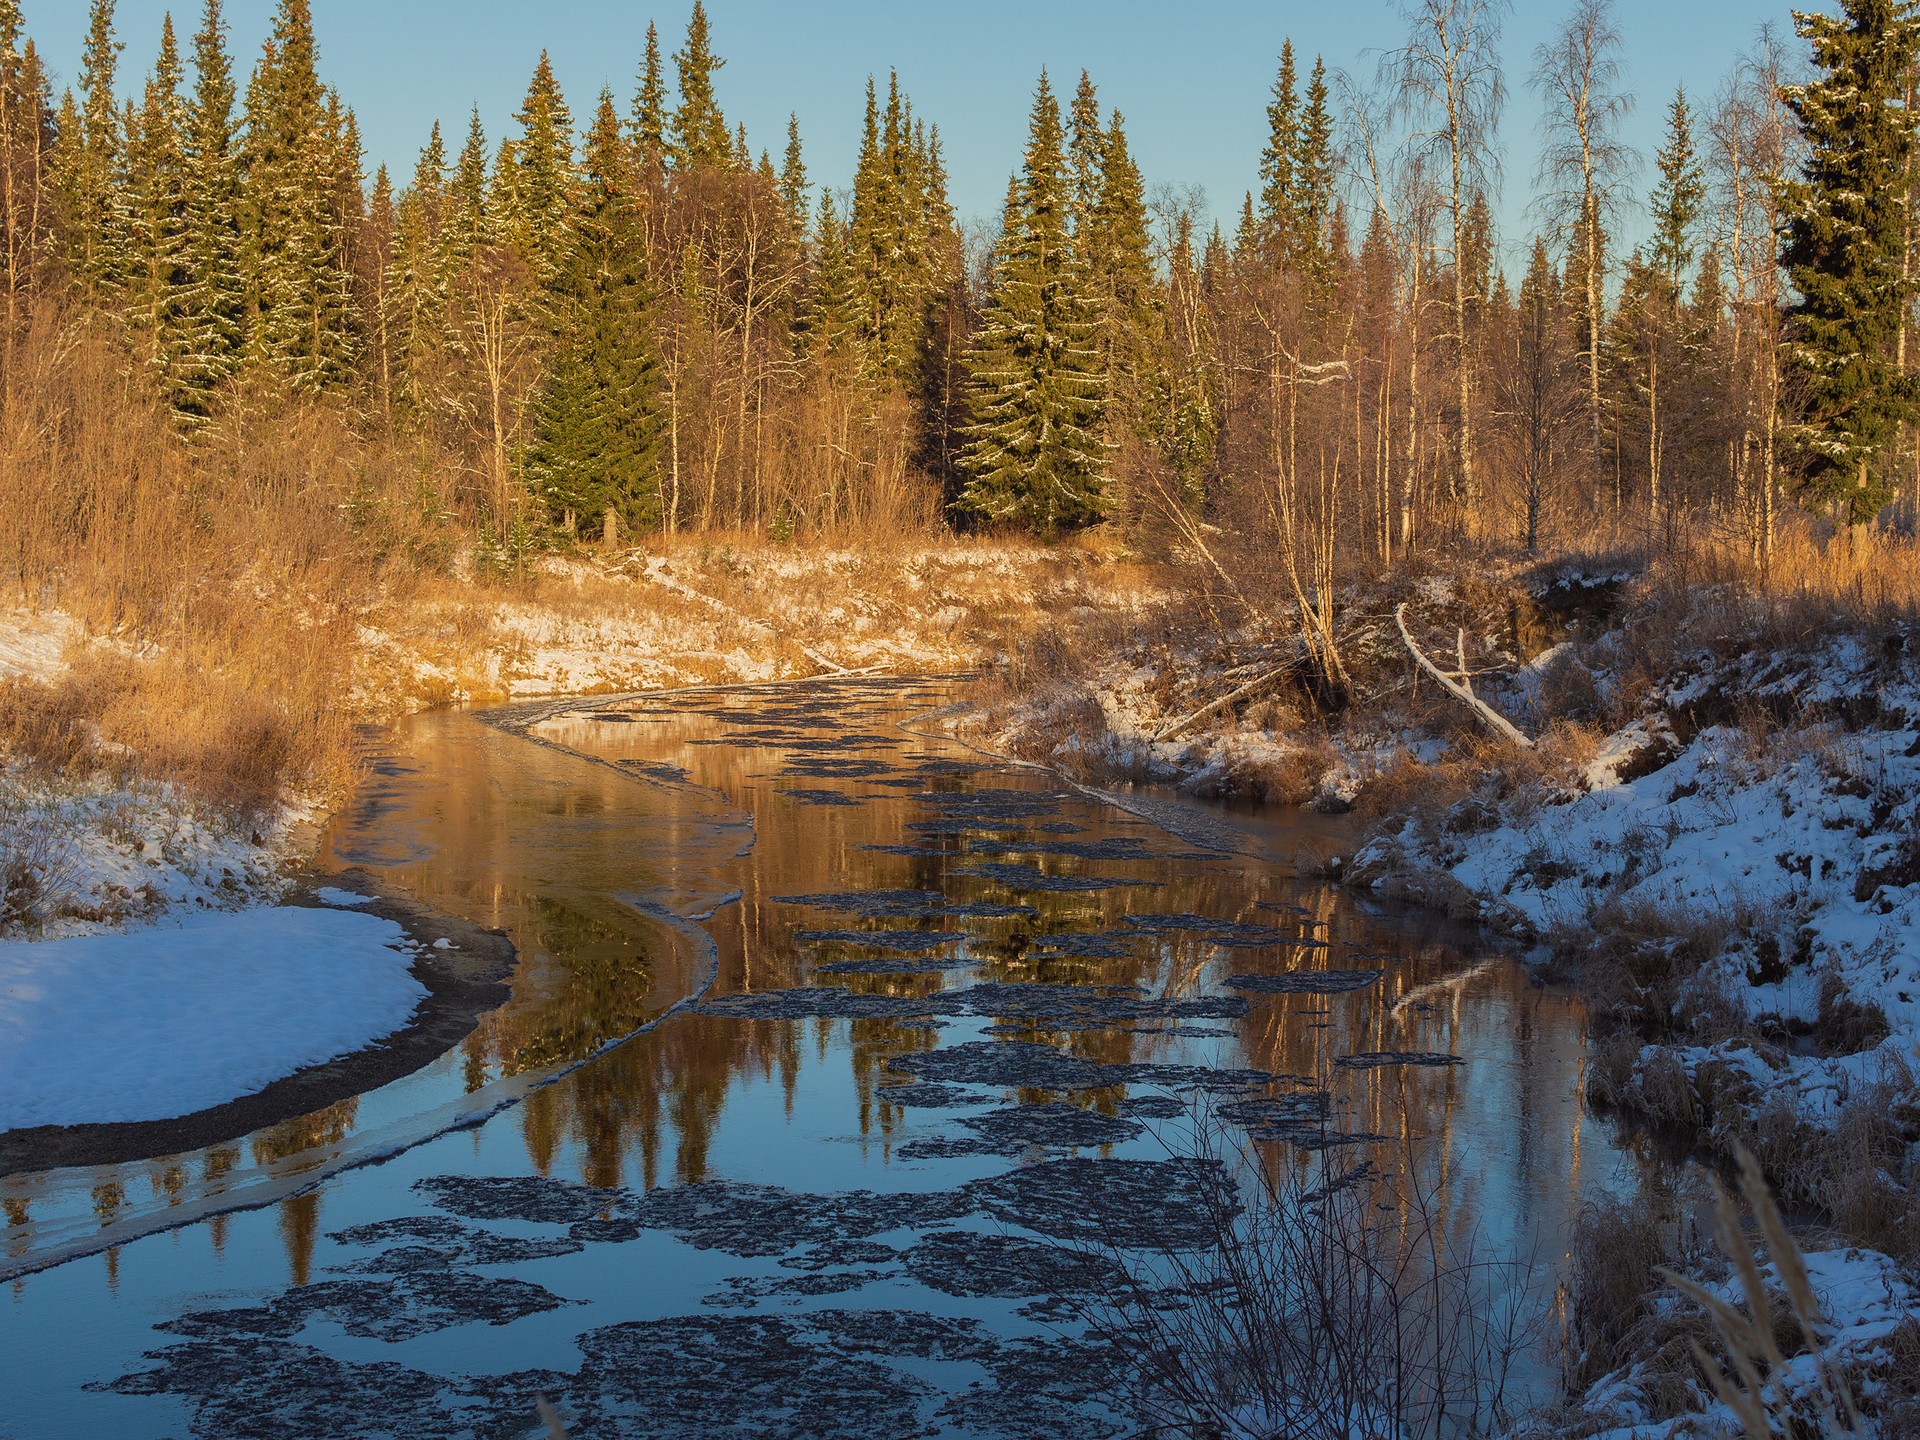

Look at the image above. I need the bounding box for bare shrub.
[0,784,75,929]
[1533,648,1604,724]
[1071,1122,1538,1439]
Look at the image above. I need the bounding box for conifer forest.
[9,3,1920,1439]
[1,0,1883,559]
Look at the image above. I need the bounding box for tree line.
[0,0,1914,566]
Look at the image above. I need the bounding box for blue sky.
[25,0,1789,268]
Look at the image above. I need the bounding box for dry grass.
[1662,1145,1868,1439]
[0,647,353,815]
[1554,1145,1920,1437]
[1220,738,1342,806]
[1351,722,1602,841]
[0,308,383,810]
[1559,1188,1715,1418]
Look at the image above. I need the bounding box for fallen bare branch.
[1394,603,1533,748]
[1154,661,1299,743]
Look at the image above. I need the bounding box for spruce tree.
[362,160,395,409]
[1650,87,1703,298]
[242,0,358,392]
[1067,69,1103,248]
[1,3,57,334]
[508,51,576,286]
[809,188,859,360]
[488,133,523,247]
[670,0,730,171]
[1087,108,1156,414]
[384,121,448,415]
[1233,191,1259,258]
[848,73,933,379]
[957,71,1107,533]
[527,87,664,536]
[1779,0,1920,519]
[1295,57,1336,288]
[778,113,807,227]
[168,0,244,426]
[631,20,667,175]
[922,124,955,235]
[1256,41,1299,260]
[61,0,126,296]
[125,15,187,363]
[445,108,489,263]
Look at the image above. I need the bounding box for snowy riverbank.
[966,553,1920,1433]
[0,904,423,1131]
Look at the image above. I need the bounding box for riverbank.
[2,536,1154,940]
[0,878,515,1175]
[7,527,1917,1431]
[0,538,1152,1149]
[963,535,1920,1435]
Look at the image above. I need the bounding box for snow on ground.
[0,905,424,1129]
[1,765,310,936]
[971,657,1375,807]
[1352,642,1920,1131]
[354,543,1128,710]
[0,608,83,682]
[1550,1245,1917,1439]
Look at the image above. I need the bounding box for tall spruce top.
[671,0,729,171]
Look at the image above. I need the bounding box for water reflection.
[0,677,1642,1439]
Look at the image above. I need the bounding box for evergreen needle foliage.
[958,71,1110,534]
[1779,0,1920,521]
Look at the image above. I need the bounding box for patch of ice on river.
[0,907,425,1129]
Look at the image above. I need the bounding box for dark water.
[0,676,1633,1438]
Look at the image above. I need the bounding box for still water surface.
[0,676,1634,1437]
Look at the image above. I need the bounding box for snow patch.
[0,906,425,1129]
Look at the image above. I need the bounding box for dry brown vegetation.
[1,310,374,810]
[0,306,1167,820]
[1551,1146,1920,1439]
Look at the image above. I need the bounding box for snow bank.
[0,906,425,1130]
[1,767,311,937]
[1558,1246,1916,1439]
[1351,634,1920,1131]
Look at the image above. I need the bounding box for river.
[0,676,1641,1437]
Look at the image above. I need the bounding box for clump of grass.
[1662,1145,1866,1439]
[1558,1187,1718,1421]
